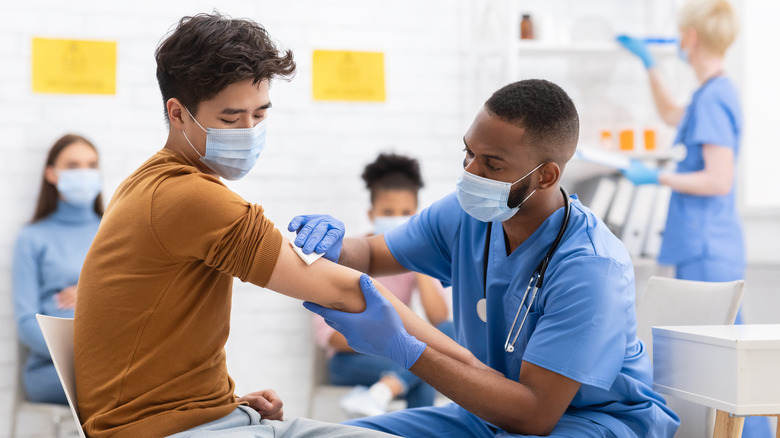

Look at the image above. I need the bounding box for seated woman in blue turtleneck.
[13,134,103,404]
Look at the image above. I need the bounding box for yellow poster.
[312,50,385,102]
[32,37,117,95]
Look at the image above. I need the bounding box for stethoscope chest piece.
[476,298,487,322]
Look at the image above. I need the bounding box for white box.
[652,324,780,415]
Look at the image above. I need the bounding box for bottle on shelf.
[520,14,534,40]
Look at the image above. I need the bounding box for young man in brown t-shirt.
[73,12,481,438]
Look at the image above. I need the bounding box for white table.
[653,324,780,438]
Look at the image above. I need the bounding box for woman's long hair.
[32,134,104,222]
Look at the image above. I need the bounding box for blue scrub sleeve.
[384,194,461,287]
[687,89,738,150]
[522,256,631,390]
[12,232,51,356]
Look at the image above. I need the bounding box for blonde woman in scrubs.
[619,1,770,436]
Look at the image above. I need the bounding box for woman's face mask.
[182,106,267,180]
[455,162,543,222]
[57,169,102,207]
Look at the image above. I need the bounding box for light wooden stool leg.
[713,410,744,438]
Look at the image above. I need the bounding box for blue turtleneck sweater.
[13,200,100,376]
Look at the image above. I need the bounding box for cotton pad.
[290,240,325,265]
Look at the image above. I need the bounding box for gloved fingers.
[303,301,345,332]
[294,217,324,249]
[616,34,633,46]
[303,300,328,316]
[302,221,330,254]
[287,215,307,233]
[315,229,343,254]
[359,274,383,306]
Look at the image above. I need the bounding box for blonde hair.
[678,0,739,56]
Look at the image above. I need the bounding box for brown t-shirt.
[73,149,282,438]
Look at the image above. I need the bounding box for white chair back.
[36,314,87,438]
[636,276,743,361]
[636,276,745,438]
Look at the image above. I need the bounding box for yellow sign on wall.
[32,37,117,95]
[312,50,385,102]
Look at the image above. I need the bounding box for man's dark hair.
[485,79,579,165]
[155,12,296,121]
[361,153,424,204]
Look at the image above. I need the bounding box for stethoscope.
[476,186,571,353]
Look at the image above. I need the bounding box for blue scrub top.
[659,76,744,266]
[385,193,678,437]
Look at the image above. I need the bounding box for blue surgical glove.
[287,214,344,262]
[303,274,427,370]
[616,35,655,69]
[622,159,660,185]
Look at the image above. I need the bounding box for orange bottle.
[618,129,634,151]
[643,129,656,150]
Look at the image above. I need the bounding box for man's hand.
[237,389,284,421]
[55,285,78,310]
[616,35,655,69]
[303,274,426,370]
[287,214,345,262]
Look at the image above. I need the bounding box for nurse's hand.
[616,35,655,69]
[287,214,344,262]
[303,274,427,370]
[622,159,660,185]
[238,388,284,421]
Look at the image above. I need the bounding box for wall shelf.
[513,40,677,56]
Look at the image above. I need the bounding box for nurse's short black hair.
[485,79,579,165]
[155,12,296,123]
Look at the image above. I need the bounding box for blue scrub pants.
[24,361,67,405]
[328,320,455,409]
[344,403,617,438]
[676,258,772,438]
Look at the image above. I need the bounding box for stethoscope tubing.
[481,187,571,353]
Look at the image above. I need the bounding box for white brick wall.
[2,1,778,437]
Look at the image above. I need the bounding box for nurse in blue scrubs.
[291,80,679,437]
[618,0,747,296]
[619,2,772,436]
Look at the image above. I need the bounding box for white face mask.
[373,215,412,235]
[57,169,102,207]
[182,106,267,180]
[455,162,544,222]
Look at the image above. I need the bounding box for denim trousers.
[165,405,399,437]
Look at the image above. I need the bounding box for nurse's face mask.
[456,162,544,222]
[181,106,267,180]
